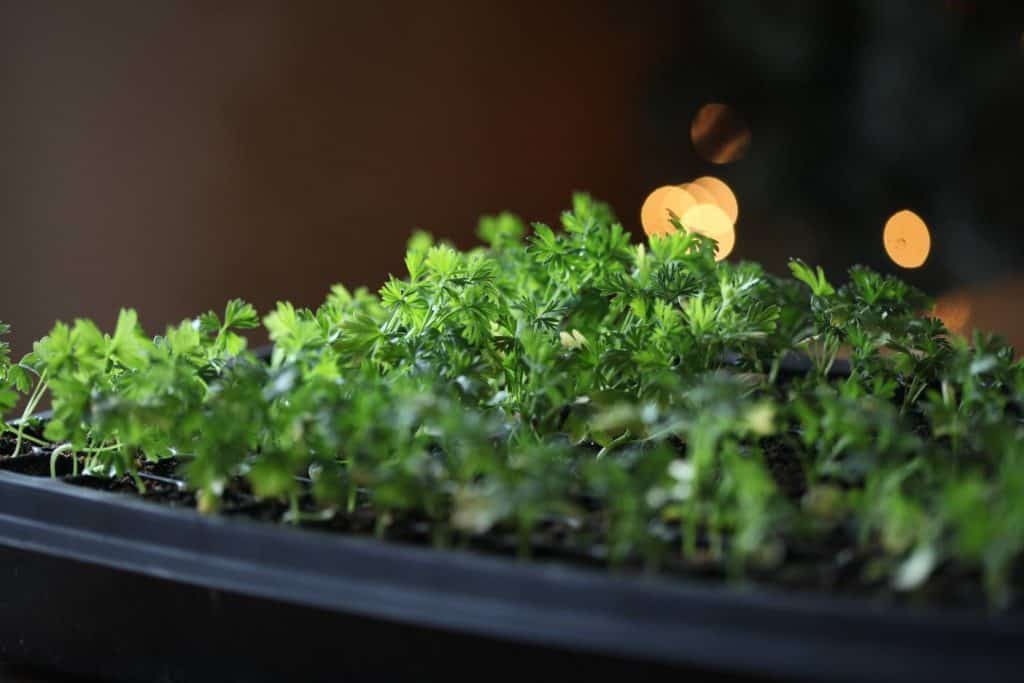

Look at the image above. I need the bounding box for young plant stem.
[596,430,632,459]
[13,369,48,457]
[1,424,48,448]
[49,443,73,478]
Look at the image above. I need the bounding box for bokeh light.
[681,203,736,260]
[641,185,697,237]
[681,181,718,208]
[643,180,739,259]
[930,277,1024,356]
[690,103,752,165]
[933,291,972,337]
[689,176,739,223]
[883,209,931,269]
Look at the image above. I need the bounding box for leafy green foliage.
[3,195,1024,608]
[1,321,35,439]
[0,321,19,416]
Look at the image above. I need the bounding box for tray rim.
[0,466,1021,682]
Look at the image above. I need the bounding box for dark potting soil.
[762,438,807,500]
[0,436,1004,611]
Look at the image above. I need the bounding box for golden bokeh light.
[690,103,751,165]
[933,291,972,337]
[641,186,676,237]
[883,209,931,269]
[643,177,739,259]
[921,277,1024,358]
[681,181,717,207]
[681,203,736,260]
[641,185,698,237]
[689,176,739,224]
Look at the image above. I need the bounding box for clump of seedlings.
[1,195,1022,607]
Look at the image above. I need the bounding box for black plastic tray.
[0,462,1021,682]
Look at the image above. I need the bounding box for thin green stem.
[49,442,73,478]
[14,369,48,457]
[1,424,48,447]
[81,443,124,454]
[596,430,632,459]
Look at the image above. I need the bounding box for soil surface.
[0,433,1005,611]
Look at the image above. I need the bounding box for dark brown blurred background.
[2,0,1022,357]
